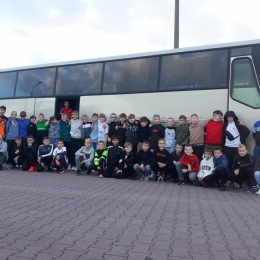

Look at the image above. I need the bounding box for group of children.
[0,102,260,195]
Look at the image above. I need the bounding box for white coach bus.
[0,39,260,152]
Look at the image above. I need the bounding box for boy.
[36,113,48,146]
[203,147,228,190]
[134,141,153,181]
[18,111,30,143]
[0,135,8,170]
[22,135,38,172]
[37,136,54,172]
[189,114,209,161]
[125,114,139,154]
[229,144,254,193]
[98,113,109,146]
[60,113,71,170]
[253,156,260,195]
[51,140,67,174]
[252,120,260,162]
[88,141,107,177]
[103,136,124,178]
[49,116,60,148]
[175,145,199,185]
[107,113,117,147]
[113,142,135,179]
[75,138,94,175]
[70,111,82,170]
[0,106,8,139]
[60,100,72,119]
[149,114,165,152]
[169,143,184,182]
[137,116,150,153]
[175,115,189,146]
[150,138,171,182]
[27,115,37,139]
[9,136,23,168]
[165,117,176,153]
[90,113,99,150]
[81,115,91,145]
[115,113,126,147]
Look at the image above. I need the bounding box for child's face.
[64,102,69,108]
[15,139,22,146]
[238,147,248,157]
[120,117,126,123]
[175,145,183,154]
[185,147,193,156]
[51,119,58,124]
[11,112,17,120]
[30,118,36,123]
[128,118,135,123]
[27,138,34,145]
[125,145,132,154]
[92,116,98,123]
[57,141,63,148]
[38,115,44,121]
[204,151,212,160]
[142,143,149,152]
[61,115,68,122]
[158,140,165,150]
[153,117,160,125]
[43,139,50,146]
[72,113,79,120]
[97,142,104,150]
[85,141,91,148]
[110,115,116,122]
[191,116,198,124]
[213,113,222,122]
[99,117,105,122]
[214,150,222,158]
[82,117,88,123]
[179,118,186,125]
[0,109,4,116]
[140,121,148,127]
[227,116,234,123]
[167,119,174,127]
[112,138,119,146]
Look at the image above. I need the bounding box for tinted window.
[103,57,158,93]
[15,68,55,97]
[231,58,260,108]
[56,63,102,95]
[160,50,228,90]
[0,72,17,98]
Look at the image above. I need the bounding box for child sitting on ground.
[37,136,54,172]
[22,135,38,172]
[134,141,152,181]
[9,136,23,168]
[51,140,67,174]
[0,135,8,170]
[169,143,184,183]
[253,156,260,195]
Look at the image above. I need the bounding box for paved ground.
[0,170,260,260]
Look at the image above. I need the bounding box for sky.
[0,0,259,69]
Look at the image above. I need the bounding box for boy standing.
[37,136,54,172]
[252,119,260,162]
[175,115,189,146]
[175,145,199,185]
[150,138,171,182]
[22,135,38,172]
[0,106,8,140]
[169,143,184,182]
[253,156,260,195]
[18,111,30,143]
[137,116,150,153]
[90,113,99,150]
[27,115,37,139]
[48,116,60,148]
[165,117,176,153]
[0,135,8,170]
[9,136,23,168]
[107,113,117,147]
[60,100,72,119]
[36,113,48,146]
[98,113,109,146]
[81,115,91,144]
[134,141,153,181]
[149,114,165,152]
[125,114,139,154]
[51,140,67,174]
[116,113,126,147]
[103,136,124,178]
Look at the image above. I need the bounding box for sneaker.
[247,186,252,193]
[48,168,53,172]
[219,184,226,191]
[28,166,35,172]
[67,164,72,170]
[144,176,149,181]
[178,180,184,185]
[19,165,22,168]
[76,170,81,175]
[238,183,244,190]
[233,182,239,188]
[71,166,77,171]
[225,181,232,187]
[58,169,64,174]
[148,172,155,179]
[15,165,19,168]
[255,189,260,195]
[140,174,144,181]
[5,164,10,169]
[0,165,2,170]
[99,174,103,178]
[87,170,91,174]
[252,184,259,190]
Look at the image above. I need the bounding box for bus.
[0,39,260,152]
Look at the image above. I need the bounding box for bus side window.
[231,58,260,108]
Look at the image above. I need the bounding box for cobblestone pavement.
[0,170,260,260]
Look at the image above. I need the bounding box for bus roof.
[1,38,260,72]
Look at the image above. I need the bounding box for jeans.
[175,161,197,181]
[75,154,93,171]
[133,164,151,176]
[254,171,260,186]
[50,138,58,148]
[253,146,260,162]
[165,147,175,154]
[91,142,97,150]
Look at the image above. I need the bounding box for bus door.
[228,48,260,153]
[55,97,80,120]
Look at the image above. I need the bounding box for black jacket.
[136,150,153,166]
[152,148,171,167]
[222,111,250,146]
[231,154,254,173]
[254,156,260,172]
[108,121,117,139]
[149,124,165,149]
[116,122,126,144]
[125,119,139,143]
[11,143,23,159]
[27,122,37,138]
[107,145,124,166]
[138,120,150,143]
[170,150,184,163]
[37,144,54,163]
[23,141,38,159]
[118,151,135,169]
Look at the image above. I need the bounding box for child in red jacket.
[175,144,199,185]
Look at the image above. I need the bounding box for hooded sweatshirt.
[6,119,19,140]
[0,135,8,159]
[223,111,250,147]
[125,119,139,144]
[49,122,60,139]
[149,124,165,149]
[165,126,176,148]
[138,120,150,143]
[197,157,214,178]
[252,120,260,146]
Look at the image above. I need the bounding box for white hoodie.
[197,157,214,178]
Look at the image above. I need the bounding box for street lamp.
[174,0,179,49]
